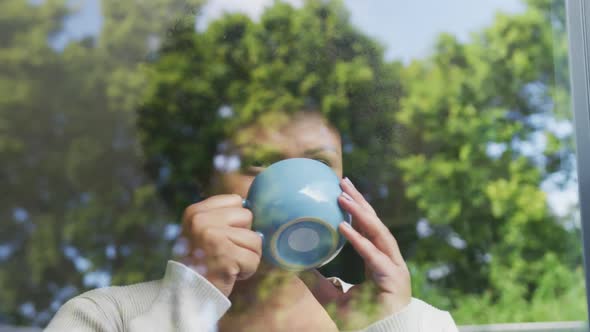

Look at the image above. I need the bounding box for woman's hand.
[175,194,262,297]
[304,178,411,329]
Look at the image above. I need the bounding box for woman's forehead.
[233,112,341,152]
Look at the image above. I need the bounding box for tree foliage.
[0,0,202,325]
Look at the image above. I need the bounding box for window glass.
[0,0,585,329]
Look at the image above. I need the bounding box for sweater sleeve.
[44,296,118,332]
[128,261,231,331]
[328,277,458,332]
[45,260,231,332]
[361,298,459,332]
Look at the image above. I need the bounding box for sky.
[61,0,526,63]
[339,0,525,62]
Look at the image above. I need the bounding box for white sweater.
[45,261,458,332]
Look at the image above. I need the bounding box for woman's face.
[212,112,343,197]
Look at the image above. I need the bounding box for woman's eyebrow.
[235,143,279,152]
[303,146,339,155]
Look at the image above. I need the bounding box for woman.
[46,110,458,331]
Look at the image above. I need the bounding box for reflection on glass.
[0,0,585,329]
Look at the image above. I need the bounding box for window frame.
[566,0,590,326]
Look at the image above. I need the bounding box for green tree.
[401,0,585,321]
[0,0,70,324]
[0,0,202,325]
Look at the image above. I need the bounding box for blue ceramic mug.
[243,158,351,271]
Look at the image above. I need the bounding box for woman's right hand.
[176,194,262,297]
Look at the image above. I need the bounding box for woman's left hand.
[302,177,411,329]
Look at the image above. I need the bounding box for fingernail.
[256,231,265,240]
[341,192,354,202]
[341,221,352,228]
[344,177,355,188]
